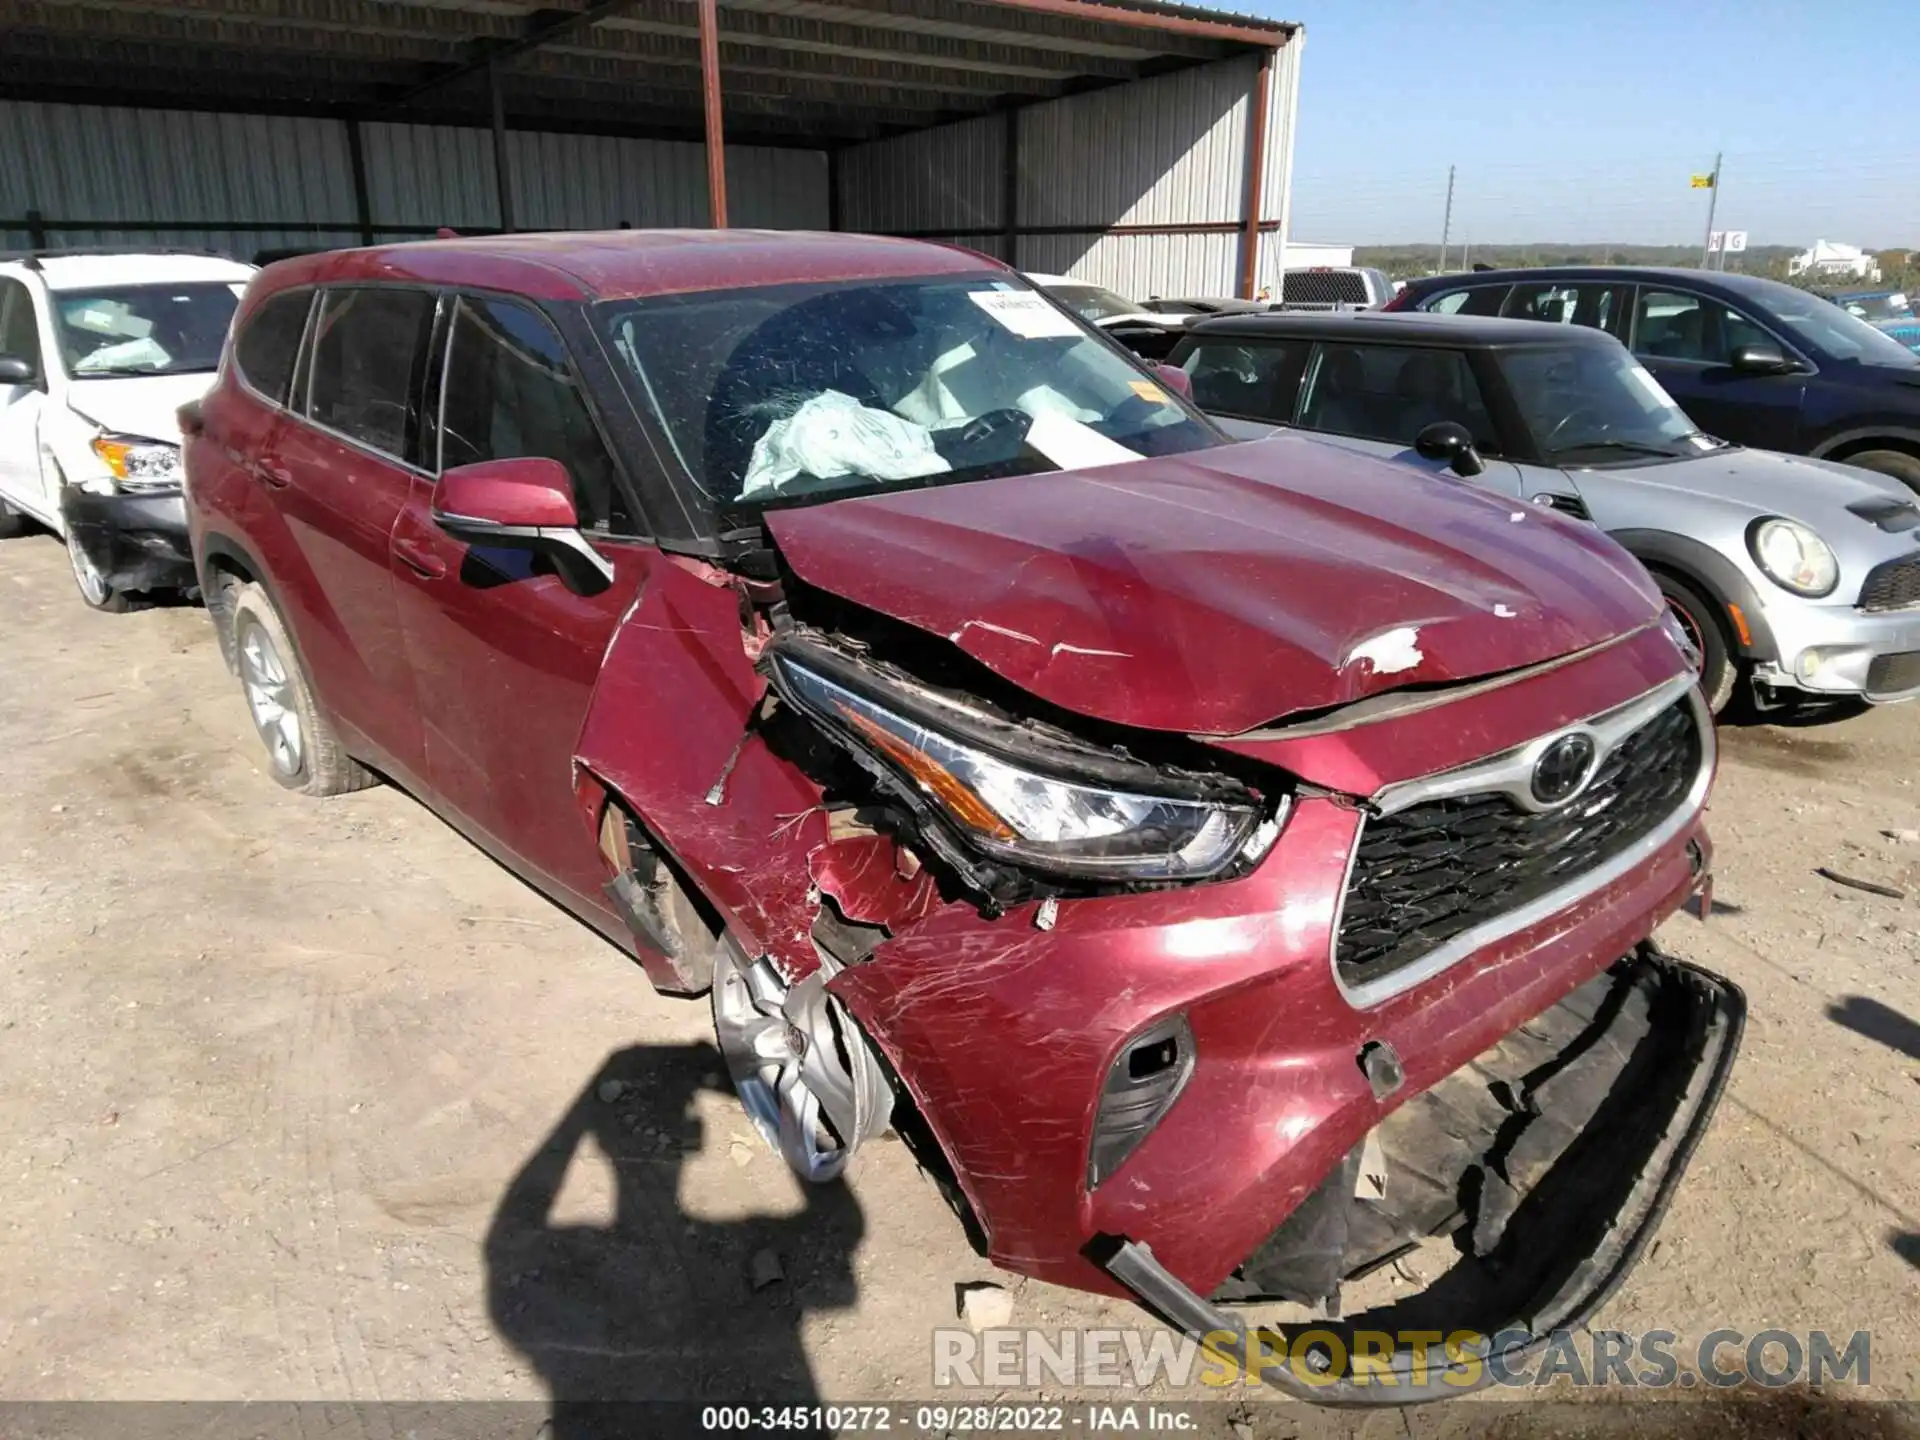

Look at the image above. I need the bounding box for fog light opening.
[1088,1015,1196,1188]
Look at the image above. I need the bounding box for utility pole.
[1438,165,1455,272]
[1697,151,1722,270]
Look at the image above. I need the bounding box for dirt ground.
[1,525,1916,1437]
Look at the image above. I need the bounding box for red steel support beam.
[1237,44,1273,299]
[699,0,728,228]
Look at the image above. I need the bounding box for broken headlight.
[774,655,1264,882]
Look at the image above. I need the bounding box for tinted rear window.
[1423,285,1509,317]
[1180,339,1305,420]
[233,288,311,404]
[307,288,433,458]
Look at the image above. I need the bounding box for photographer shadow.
[485,1041,865,1436]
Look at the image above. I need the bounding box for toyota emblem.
[1531,733,1597,806]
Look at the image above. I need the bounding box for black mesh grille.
[1281,271,1372,307]
[1866,651,1920,695]
[1857,555,1920,612]
[1335,700,1702,991]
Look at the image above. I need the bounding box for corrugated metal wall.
[0,101,828,261]
[0,103,362,259]
[365,124,829,233]
[836,112,1005,238]
[833,44,1301,300]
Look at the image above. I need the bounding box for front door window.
[1632,290,1774,365]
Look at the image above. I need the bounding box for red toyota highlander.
[183,231,1741,1400]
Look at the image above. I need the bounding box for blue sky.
[1256,0,1917,249]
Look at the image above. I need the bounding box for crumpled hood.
[766,433,1663,735]
[62,373,219,445]
[1580,445,1913,520]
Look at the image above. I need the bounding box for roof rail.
[0,245,236,269]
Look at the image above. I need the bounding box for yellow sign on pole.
[1690,174,1715,189]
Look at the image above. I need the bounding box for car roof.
[8,253,257,289]
[254,229,1004,304]
[1403,264,1794,299]
[1182,309,1621,348]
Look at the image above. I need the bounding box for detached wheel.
[66,521,131,613]
[1842,449,1920,494]
[712,935,892,1184]
[1658,574,1735,714]
[228,581,374,796]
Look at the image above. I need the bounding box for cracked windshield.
[51,282,241,378]
[599,275,1218,508]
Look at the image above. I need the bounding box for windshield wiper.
[76,364,215,379]
[1551,438,1694,461]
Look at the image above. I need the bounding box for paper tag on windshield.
[968,289,1083,340]
[1129,379,1170,404]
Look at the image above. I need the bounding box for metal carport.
[0,0,1301,297]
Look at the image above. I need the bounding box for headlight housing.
[89,434,184,495]
[771,649,1273,885]
[1747,516,1838,598]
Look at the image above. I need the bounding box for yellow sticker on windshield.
[1130,379,1169,403]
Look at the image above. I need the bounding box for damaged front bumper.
[60,488,196,595]
[1100,947,1744,1404]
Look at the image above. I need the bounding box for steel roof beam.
[383,0,641,107]
[14,0,1150,80]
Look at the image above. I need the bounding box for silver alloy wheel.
[66,527,110,607]
[238,619,305,778]
[712,935,892,1183]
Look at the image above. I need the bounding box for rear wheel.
[0,498,27,540]
[1657,573,1735,714]
[1842,448,1920,493]
[228,581,375,796]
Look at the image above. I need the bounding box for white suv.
[0,250,256,610]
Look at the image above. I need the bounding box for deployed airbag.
[741,390,949,498]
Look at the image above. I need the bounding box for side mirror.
[1152,362,1195,401]
[1414,419,1485,478]
[0,355,38,386]
[432,457,613,595]
[1730,342,1794,374]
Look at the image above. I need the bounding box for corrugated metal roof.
[0,0,1294,146]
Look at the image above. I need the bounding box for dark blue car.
[1829,288,1920,355]
[1387,267,1920,492]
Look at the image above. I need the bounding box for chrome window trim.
[1330,671,1712,1011]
